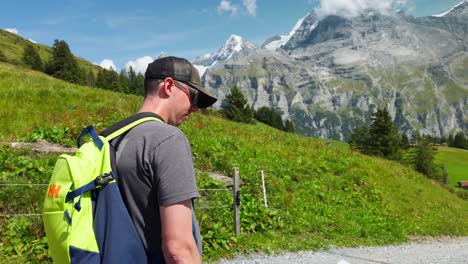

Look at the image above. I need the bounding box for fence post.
[233,167,240,237]
[261,170,268,208]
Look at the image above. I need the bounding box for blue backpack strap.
[65,172,114,206]
[77,126,103,149]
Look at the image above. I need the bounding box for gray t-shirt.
[114,119,200,255]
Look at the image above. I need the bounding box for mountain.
[192,34,256,76]
[261,14,310,51]
[199,1,468,141]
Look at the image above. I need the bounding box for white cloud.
[243,0,257,16]
[315,0,406,19]
[28,39,37,44]
[4,28,18,34]
[217,0,239,16]
[99,59,117,71]
[125,56,154,74]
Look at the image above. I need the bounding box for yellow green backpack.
[43,113,161,263]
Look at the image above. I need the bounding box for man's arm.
[160,199,201,264]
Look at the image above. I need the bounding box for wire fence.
[1,168,246,235]
[0,184,233,216]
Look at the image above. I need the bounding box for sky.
[0,0,464,73]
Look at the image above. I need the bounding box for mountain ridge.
[197,2,468,140]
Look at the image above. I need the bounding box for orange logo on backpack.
[47,184,62,198]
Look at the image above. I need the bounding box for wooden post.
[261,170,268,208]
[233,167,240,237]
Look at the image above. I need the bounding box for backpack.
[43,113,162,264]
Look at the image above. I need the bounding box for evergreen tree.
[127,66,139,94]
[86,69,96,87]
[368,107,401,159]
[414,145,436,178]
[221,86,255,124]
[22,43,43,71]
[270,108,285,131]
[255,106,271,125]
[119,69,130,94]
[401,133,410,149]
[46,39,80,84]
[96,68,121,92]
[255,106,288,131]
[447,133,454,147]
[349,125,370,154]
[96,69,106,89]
[284,119,295,133]
[453,132,467,149]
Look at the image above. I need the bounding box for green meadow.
[0,61,467,263]
[435,146,468,186]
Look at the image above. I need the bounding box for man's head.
[144,56,217,108]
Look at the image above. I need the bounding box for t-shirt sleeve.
[152,131,199,206]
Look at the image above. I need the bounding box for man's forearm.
[162,239,201,264]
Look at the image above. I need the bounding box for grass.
[0,61,467,263]
[435,146,468,187]
[0,29,101,75]
[0,62,141,141]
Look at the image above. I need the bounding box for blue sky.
[0,0,464,73]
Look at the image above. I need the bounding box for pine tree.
[401,133,410,149]
[127,66,139,94]
[453,132,467,149]
[447,133,454,147]
[46,39,80,84]
[119,69,129,94]
[368,107,401,159]
[255,106,271,125]
[349,125,370,154]
[221,86,255,124]
[284,119,295,133]
[96,69,106,89]
[86,69,96,87]
[255,106,288,131]
[414,145,436,178]
[22,43,43,71]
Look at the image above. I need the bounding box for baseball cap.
[145,56,217,108]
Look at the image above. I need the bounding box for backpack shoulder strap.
[101,112,164,141]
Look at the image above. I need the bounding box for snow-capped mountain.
[198,1,468,140]
[261,14,309,51]
[192,35,255,76]
[432,0,466,17]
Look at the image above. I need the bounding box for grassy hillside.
[435,146,468,186]
[0,29,101,74]
[0,62,467,263]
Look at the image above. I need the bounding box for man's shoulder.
[133,121,186,140]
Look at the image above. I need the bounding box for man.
[113,56,217,263]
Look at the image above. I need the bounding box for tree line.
[348,107,467,184]
[22,39,146,96]
[220,86,295,133]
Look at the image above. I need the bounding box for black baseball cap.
[145,56,217,108]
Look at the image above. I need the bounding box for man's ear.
[161,77,175,97]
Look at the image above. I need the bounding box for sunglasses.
[174,81,199,107]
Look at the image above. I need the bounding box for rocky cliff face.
[199,2,468,141]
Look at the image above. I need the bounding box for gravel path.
[216,237,468,264]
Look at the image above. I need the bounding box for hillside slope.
[0,29,101,74]
[0,63,466,262]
